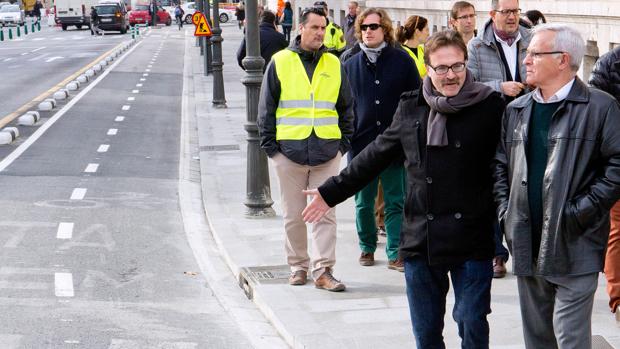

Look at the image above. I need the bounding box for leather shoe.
[493,256,507,278]
[388,259,404,272]
[359,252,374,266]
[288,270,307,286]
[314,268,345,292]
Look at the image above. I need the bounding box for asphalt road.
[0,23,127,118]
[0,27,253,348]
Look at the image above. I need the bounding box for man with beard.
[302,30,505,348]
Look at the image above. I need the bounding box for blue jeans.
[494,220,509,262]
[404,257,493,349]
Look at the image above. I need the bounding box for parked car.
[181,2,232,24]
[129,4,170,26]
[94,1,129,33]
[0,4,24,26]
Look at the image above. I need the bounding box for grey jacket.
[467,20,531,94]
[257,36,355,166]
[493,78,620,276]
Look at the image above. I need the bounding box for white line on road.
[2,58,12,62]
[132,89,139,93]
[56,222,74,239]
[145,69,151,72]
[121,105,130,110]
[84,163,99,173]
[136,84,143,87]
[127,97,135,101]
[70,188,87,200]
[139,78,145,81]
[45,56,63,63]
[97,144,110,152]
[32,37,44,41]
[107,128,118,135]
[142,73,148,76]
[115,116,125,122]
[30,46,45,53]
[147,64,152,68]
[20,52,28,56]
[64,340,80,344]
[54,273,74,297]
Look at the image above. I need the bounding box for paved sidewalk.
[191,25,620,348]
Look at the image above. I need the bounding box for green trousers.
[354,164,405,261]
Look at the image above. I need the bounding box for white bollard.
[18,111,41,126]
[38,99,55,111]
[93,64,102,73]
[53,89,69,100]
[85,69,96,77]
[1,127,19,140]
[66,81,79,91]
[0,131,14,145]
[106,56,113,62]
[77,75,89,83]
[99,60,107,66]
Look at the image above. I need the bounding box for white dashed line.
[56,222,74,239]
[107,128,118,135]
[97,144,109,152]
[127,97,135,101]
[64,340,80,344]
[84,163,99,173]
[115,116,125,122]
[136,83,143,87]
[147,64,152,68]
[121,105,130,110]
[143,73,148,76]
[54,273,74,297]
[132,90,139,93]
[70,188,87,200]
[145,69,151,72]
[31,46,45,53]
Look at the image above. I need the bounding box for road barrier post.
[0,28,4,41]
[37,20,41,31]
[131,25,135,39]
[24,22,28,35]
[8,27,13,40]
[16,25,20,37]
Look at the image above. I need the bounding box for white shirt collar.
[493,31,522,47]
[532,78,576,104]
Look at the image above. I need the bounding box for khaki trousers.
[271,152,342,280]
[606,201,620,312]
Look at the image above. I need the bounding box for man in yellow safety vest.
[314,1,347,56]
[257,7,354,292]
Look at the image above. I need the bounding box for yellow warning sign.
[192,11,212,37]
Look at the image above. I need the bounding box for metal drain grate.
[238,265,290,299]
[592,335,615,349]
[200,144,240,151]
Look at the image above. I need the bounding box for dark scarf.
[423,70,495,147]
[492,22,519,46]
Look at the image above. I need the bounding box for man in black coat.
[237,10,288,72]
[302,30,504,348]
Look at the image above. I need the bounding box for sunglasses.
[360,23,381,31]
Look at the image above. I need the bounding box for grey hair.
[491,0,519,10]
[531,23,585,71]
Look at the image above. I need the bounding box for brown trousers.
[271,152,342,280]
[606,201,620,312]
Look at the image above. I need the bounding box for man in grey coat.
[494,24,620,348]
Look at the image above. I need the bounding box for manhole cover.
[238,265,290,300]
[200,144,239,152]
[593,335,615,349]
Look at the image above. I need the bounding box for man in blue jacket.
[344,7,419,271]
[237,10,288,72]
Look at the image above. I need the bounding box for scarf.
[492,22,519,46]
[423,70,495,147]
[359,42,386,64]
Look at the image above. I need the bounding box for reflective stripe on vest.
[403,44,427,78]
[323,22,346,51]
[273,49,342,140]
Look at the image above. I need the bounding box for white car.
[0,4,24,26]
[181,2,233,24]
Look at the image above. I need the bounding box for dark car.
[95,2,129,33]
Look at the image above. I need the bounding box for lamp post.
[204,0,213,75]
[241,0,274,217]
[210,0,226,107]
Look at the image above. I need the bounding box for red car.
[129,4,171,26]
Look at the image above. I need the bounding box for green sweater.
[527,100,562,259]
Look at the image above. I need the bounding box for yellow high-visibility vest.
[272,49,342,141]
[324,21,346,52]
[403,44,427,78]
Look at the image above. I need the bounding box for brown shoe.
[359,252,375,266]
[493,256,507,278]
[377,226,387,236]
[288,270,307,286]
[388,259,404,272]
[314,268,345,292]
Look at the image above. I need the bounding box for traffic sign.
[192,11,212,37]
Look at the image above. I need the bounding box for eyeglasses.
[494,8,521,16]
[360,23,381,31]
[526,50,565,59]
[455,14,476,20]
[429,62,466,75]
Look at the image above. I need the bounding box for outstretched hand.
[302,189,330,223]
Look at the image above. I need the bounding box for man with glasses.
[494,24,620,348]
[302,30,505,348]
[313,1,346,56]
[449,1,477,45]
[343,8,419,272]
[257,7,354,292]
[343,1,359,49]
[467,0,531,279]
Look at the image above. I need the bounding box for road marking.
[136,84,143,87]
[107,128,118,135]
[97,144,110,152]
[121,105,130,110]
[84,163,99,173]
[57,222,74,239]
[45,56,64,63]
[132,89,139,93]
[20,52,28,56]
[145,69,151,72]
[108,339,198,348]
[115,116,124,122]
[54,273,74,297]
[2,58,12,62]
[147,64,152,68]
[139,78,145,81]
[127,97,135,101]
[64,340,80,344]
[32,37,44,41]
[30,46,45,53]
[70,188,87,200]
[142,73,148,76]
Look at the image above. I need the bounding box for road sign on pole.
[192,11,212,37]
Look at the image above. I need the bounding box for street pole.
[204,0,213,75]
[241,0,274,217]
[150,0,156,26]
[210,0,226,107]
[196,0,204,55]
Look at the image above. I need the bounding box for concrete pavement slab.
[193,24,620,348]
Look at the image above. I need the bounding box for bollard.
[16,25,20,37]
[0,29,3,41]
[37,20,41,31]
[131,26,135,39]
[8,27,12,40]
[31,22,35,33]
[24,22,28,35]
[18,111,41,126]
